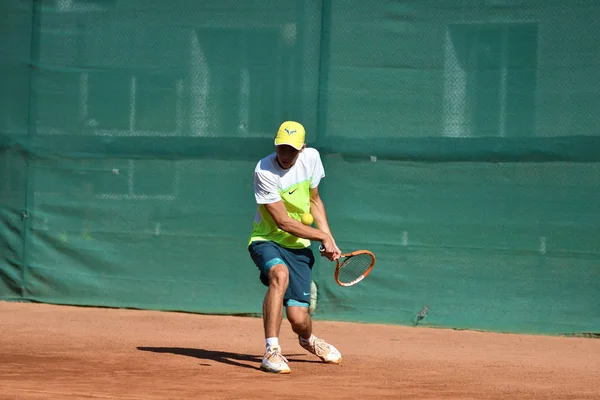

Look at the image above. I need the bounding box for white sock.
[266,337,279,348]
[299,334,315,345]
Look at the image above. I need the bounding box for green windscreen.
[1,0,599,335]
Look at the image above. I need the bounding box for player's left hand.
[319,237,341,261]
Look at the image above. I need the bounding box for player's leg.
[248,241,291,374]
[284,247,343,365]
[286,304,312,339]
[282,246,314,338]
[263,263,288,341]
[286,302,342,365]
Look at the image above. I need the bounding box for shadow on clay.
[137,346,320,370]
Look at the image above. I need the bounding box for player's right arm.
[263,200,334,246]
[254,168,336,250]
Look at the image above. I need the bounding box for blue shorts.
[248,241,315,308]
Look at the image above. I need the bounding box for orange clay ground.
[1,302,599,399]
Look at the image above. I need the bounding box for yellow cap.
[274,121,306,150]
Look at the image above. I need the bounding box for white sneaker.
[260,345,291,374]
[299,336,342,364]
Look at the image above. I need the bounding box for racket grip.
[318,244,325,252]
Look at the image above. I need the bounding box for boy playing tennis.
[248,120,343,374]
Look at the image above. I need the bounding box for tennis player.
[247,121,343,374]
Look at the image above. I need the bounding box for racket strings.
[338,253,373,284]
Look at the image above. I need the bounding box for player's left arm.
[310,186,341,257]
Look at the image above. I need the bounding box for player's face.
[275,144,303,169]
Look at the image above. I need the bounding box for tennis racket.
[319,244,375,287]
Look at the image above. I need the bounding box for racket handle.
[318,244,325,252]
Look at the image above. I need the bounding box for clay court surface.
[1,302,599,399]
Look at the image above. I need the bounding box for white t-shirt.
[248,147,325,249]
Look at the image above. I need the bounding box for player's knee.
[268,264,289,289]
[286,304,309,326]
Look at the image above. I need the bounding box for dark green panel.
[1,0,599,336]
[312,158,600,334]
[0,150,27,299]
